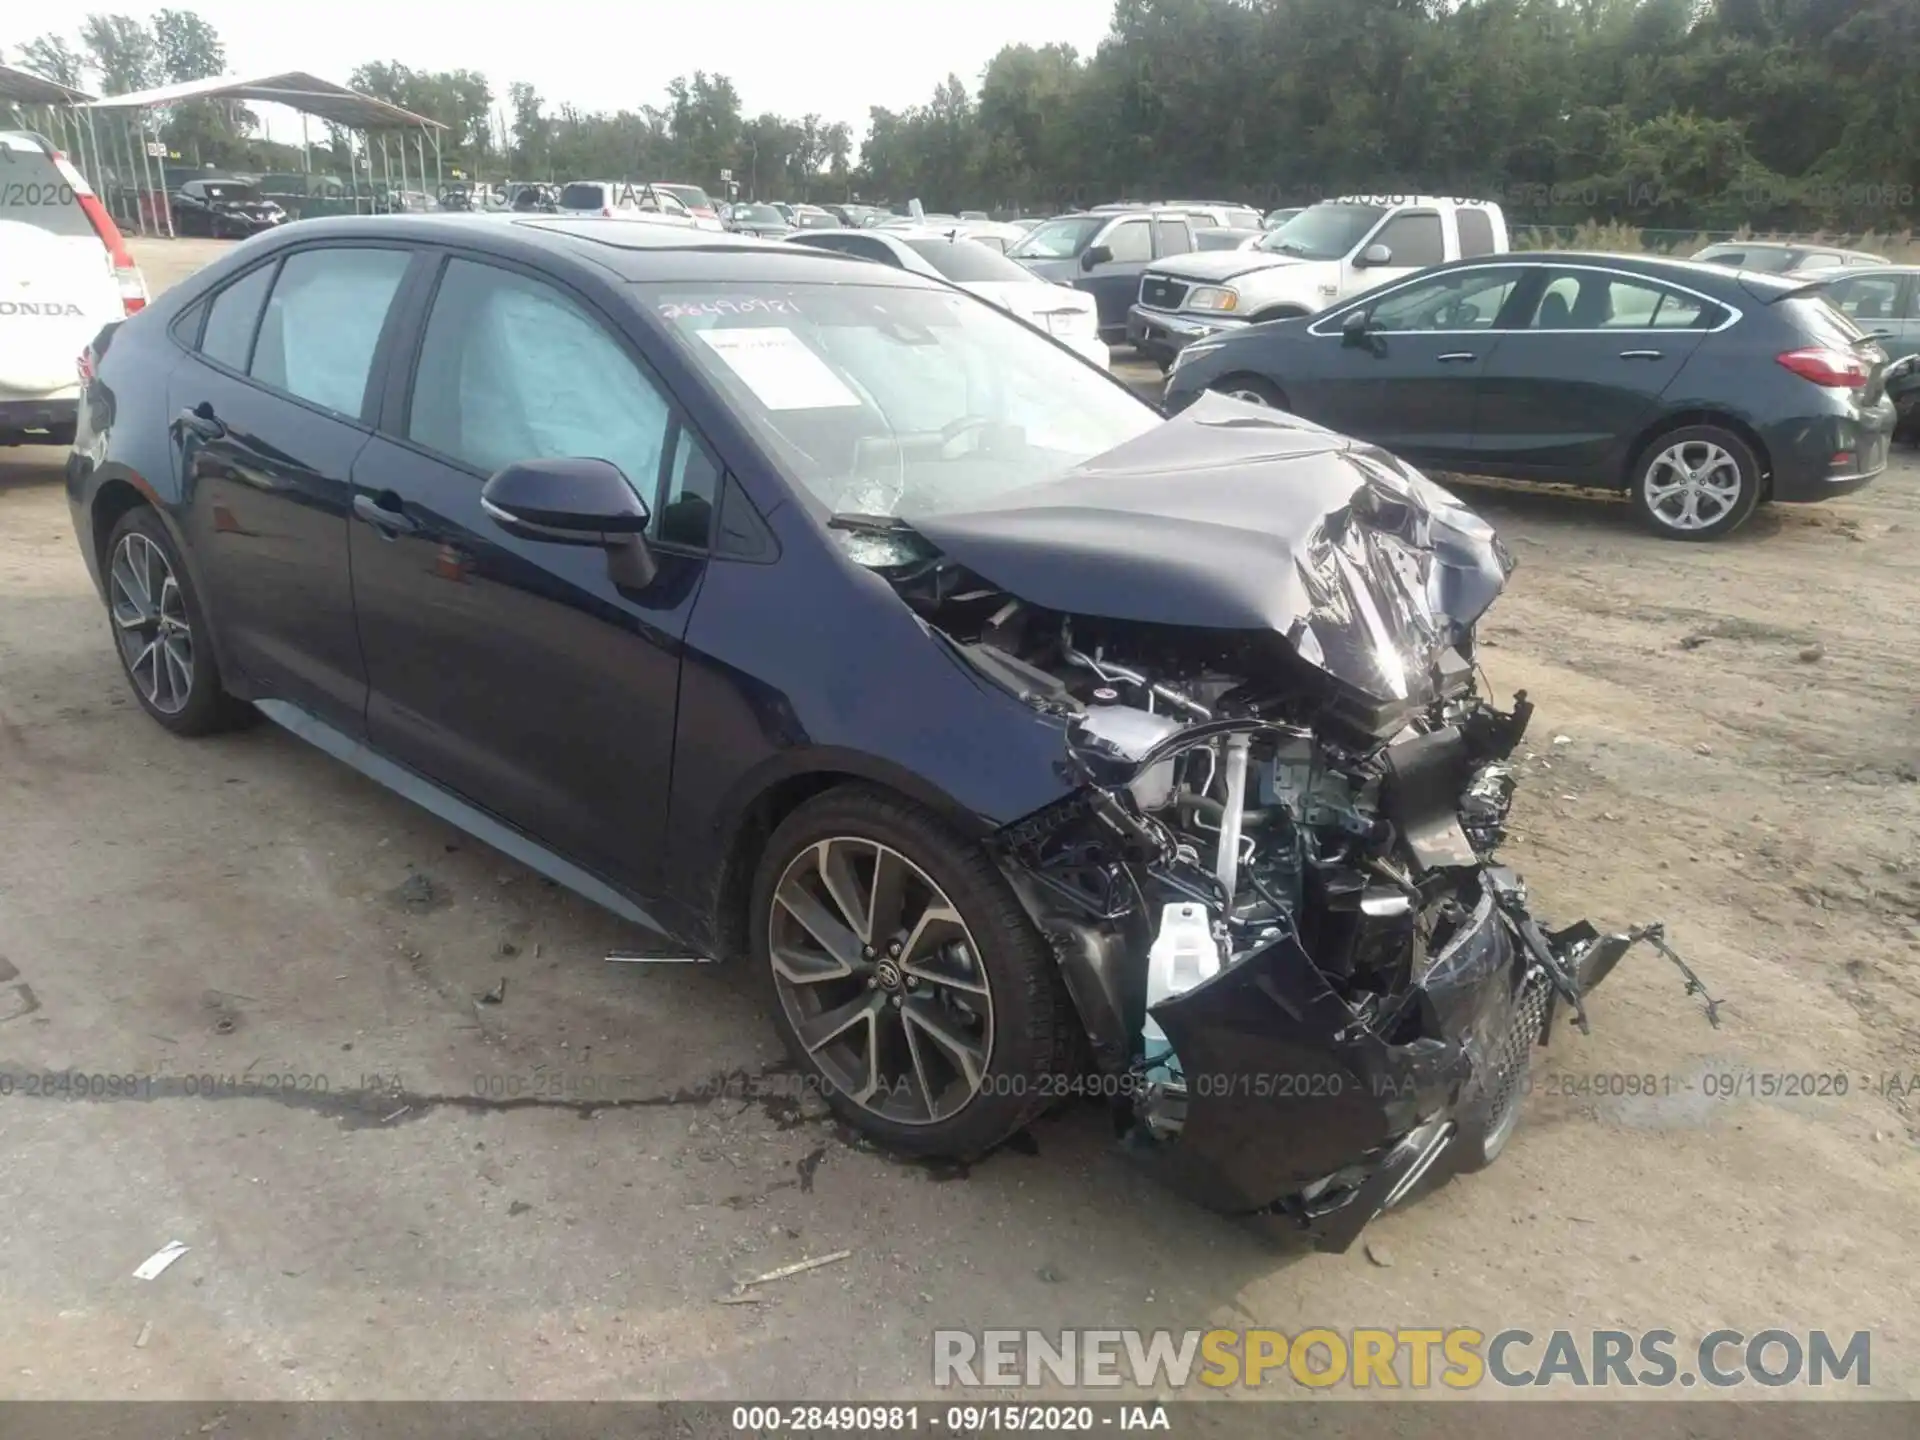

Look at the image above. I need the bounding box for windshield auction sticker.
[696,326,862,410]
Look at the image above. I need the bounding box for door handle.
[1619,349,1665,360]
[1436,352,1476,363]
[174,403,225,441]
[353,492,418,536]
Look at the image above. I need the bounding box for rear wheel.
[1628,424,1761,541]
[1209,374,1288,409]
[750,785,1075,1158]
[104,508,252,736]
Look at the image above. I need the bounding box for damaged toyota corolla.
[72,221,1714,1249]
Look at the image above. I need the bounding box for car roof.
[1443,249,1791,292]
[227,214,940,287]
[1797,262,1919,278]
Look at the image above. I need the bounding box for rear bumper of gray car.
[1127,306,1247,365]
[1761,399,1897,501]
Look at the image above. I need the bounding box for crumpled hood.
[905,393,1513,711]
[1143,250,1308,284]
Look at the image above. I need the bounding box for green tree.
[79,12,158,95]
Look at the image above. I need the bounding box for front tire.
[750,785,1075,1158]
[1628,424,1760,541]
[1210,374,1288,409]
[104,508,252,736]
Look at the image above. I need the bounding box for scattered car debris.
[1037,1265,1066,1284]
[134,1321,153,1348]
[132,1241,189,1280]
[1798,645,1825,663]
[477,978,507,1005]
[1695,742,1714,756]
[508,1200,533,1217]
[381,1105,411,1124]
[1364,1240,1395,1268]
[1678,634,1711,650]
[607,953,712,964]
[733,1249,853,1294]
[1552,735,1572,745]
[390,873,443,913]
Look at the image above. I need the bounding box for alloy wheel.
[1222,386,1272,407]
[1642,441,1744,532]
[109,531,194,715]
[768,837,994,1126]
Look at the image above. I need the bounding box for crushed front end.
[848,397,1718,1248]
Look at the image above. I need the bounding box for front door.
[1078,216,1156,340]
[1293,265,1530,466]
[1470,266,1720,480]
[169,244,418,731]
[347,254,718,895]
[1338,208,1445,299]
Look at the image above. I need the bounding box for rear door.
[1469,265,1722,480]
[0,134,123,415]
[347,252,714,893]
[169,243,420,731]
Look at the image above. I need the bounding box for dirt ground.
[0,236,1915,1401]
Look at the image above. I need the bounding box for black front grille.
[1486,969,1551,1131]
[1139,274,1189,311]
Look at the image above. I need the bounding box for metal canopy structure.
[67,70,449,237]
[83,70,442,132]
[0,61,95,107]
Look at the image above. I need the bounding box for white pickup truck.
[1127,195,1508,367]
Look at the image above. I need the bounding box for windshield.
[794,210,838,228]
[1008,216,1104,259]
[734,204,783,225]
[1262,203,1387,260]
[656,183,712,210]
[1693,245,1796,273]
[904,237,1036,283]
[644,280,1158,520]
[203,183,263,203]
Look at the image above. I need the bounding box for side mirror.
[1081,244,1114,271]
[1355,243,1393,268]
[1341,309,1372,344]
[480,457,657,588]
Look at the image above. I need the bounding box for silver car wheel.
[768,837,994,1126]
[109,532,194,715]
[1641,441,1745,531]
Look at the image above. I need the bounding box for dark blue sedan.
[66,214,1673,1249]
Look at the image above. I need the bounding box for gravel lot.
[0,237,1915,1400]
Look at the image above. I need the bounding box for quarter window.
[248,248,411,417]
[405,258,677,530]
[1371,212,1445,267]
[199,263,275,371]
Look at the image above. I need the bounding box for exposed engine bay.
[835,398,1721,1249]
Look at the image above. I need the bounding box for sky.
[17,0,1118,139]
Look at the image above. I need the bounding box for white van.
[1,130,150,446]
